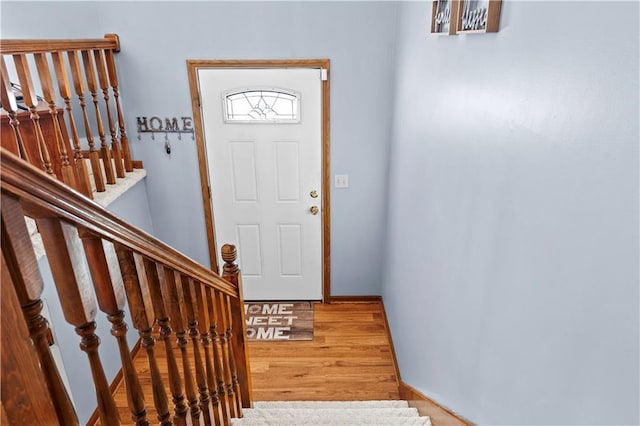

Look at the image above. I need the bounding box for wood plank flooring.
[105,301,466,425]
[248,301,400,401]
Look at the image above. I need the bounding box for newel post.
[220,244,253,409]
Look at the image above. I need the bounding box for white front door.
[198,68,323,301]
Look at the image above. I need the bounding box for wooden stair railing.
[0,35,138,200]
[0,148,252,425]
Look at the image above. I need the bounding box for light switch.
[334,174,349,188]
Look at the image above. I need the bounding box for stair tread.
[232,416,432,425]
[232,399,432,425]
[254,401,410,409]
[243,407,420,418]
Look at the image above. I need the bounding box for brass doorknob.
[310,206,319,215]
[310,190,318,198]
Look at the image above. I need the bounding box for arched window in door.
[223,88,300,123]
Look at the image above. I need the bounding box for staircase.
[232,401,432,425]
[1,146,251,425]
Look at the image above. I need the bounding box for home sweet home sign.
[244,302,313,341]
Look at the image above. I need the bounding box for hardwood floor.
[105,301,467,425]
[248,301,400,401]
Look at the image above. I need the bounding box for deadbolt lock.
[310,190,318,198]
[310,206,319,215]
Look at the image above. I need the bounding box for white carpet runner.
[231,400,432,425]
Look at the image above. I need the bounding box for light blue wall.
[0,1,102,36]
[383,1,639,424]
[1,1,400,296]
[99,1,399,296]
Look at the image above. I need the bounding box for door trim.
[186,59,331,302]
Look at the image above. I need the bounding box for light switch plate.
[335,174,349,188]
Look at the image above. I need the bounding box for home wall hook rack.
[135,115,195,141]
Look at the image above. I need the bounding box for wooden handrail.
[1,149,236,296]
[0,37,119,54]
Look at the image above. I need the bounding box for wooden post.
[221,244,253,409]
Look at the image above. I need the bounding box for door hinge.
[208,184,212,198]
[197,93,202,108]
[320,69,328,81]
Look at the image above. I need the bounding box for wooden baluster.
[93,49,125,178]
[183,279,212,425]
[0,194,78,425]
[163,271,200,425]
[51,51,93,198]
[223,291,243,416]
[114,243,169,418]
[115,246,172,426]
[68,50,105,192]
[213,289,239,418]
[206,287,233,420]
[12,54,55,176]
[221,244,253,409]
[35,217,120,426]
[178,275,204,422]
[1,252,61,425]
[144,259,188,425]
[81,49,116,184]
[103,41,133,172]
[194,284,224,425]
[33,52,78,188]
[80,231,149,425]
[0,57,29,161]
[131,253,173,426]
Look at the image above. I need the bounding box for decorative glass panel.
[224,89,300,123]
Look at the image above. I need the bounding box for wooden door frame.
[186,59,331,302]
